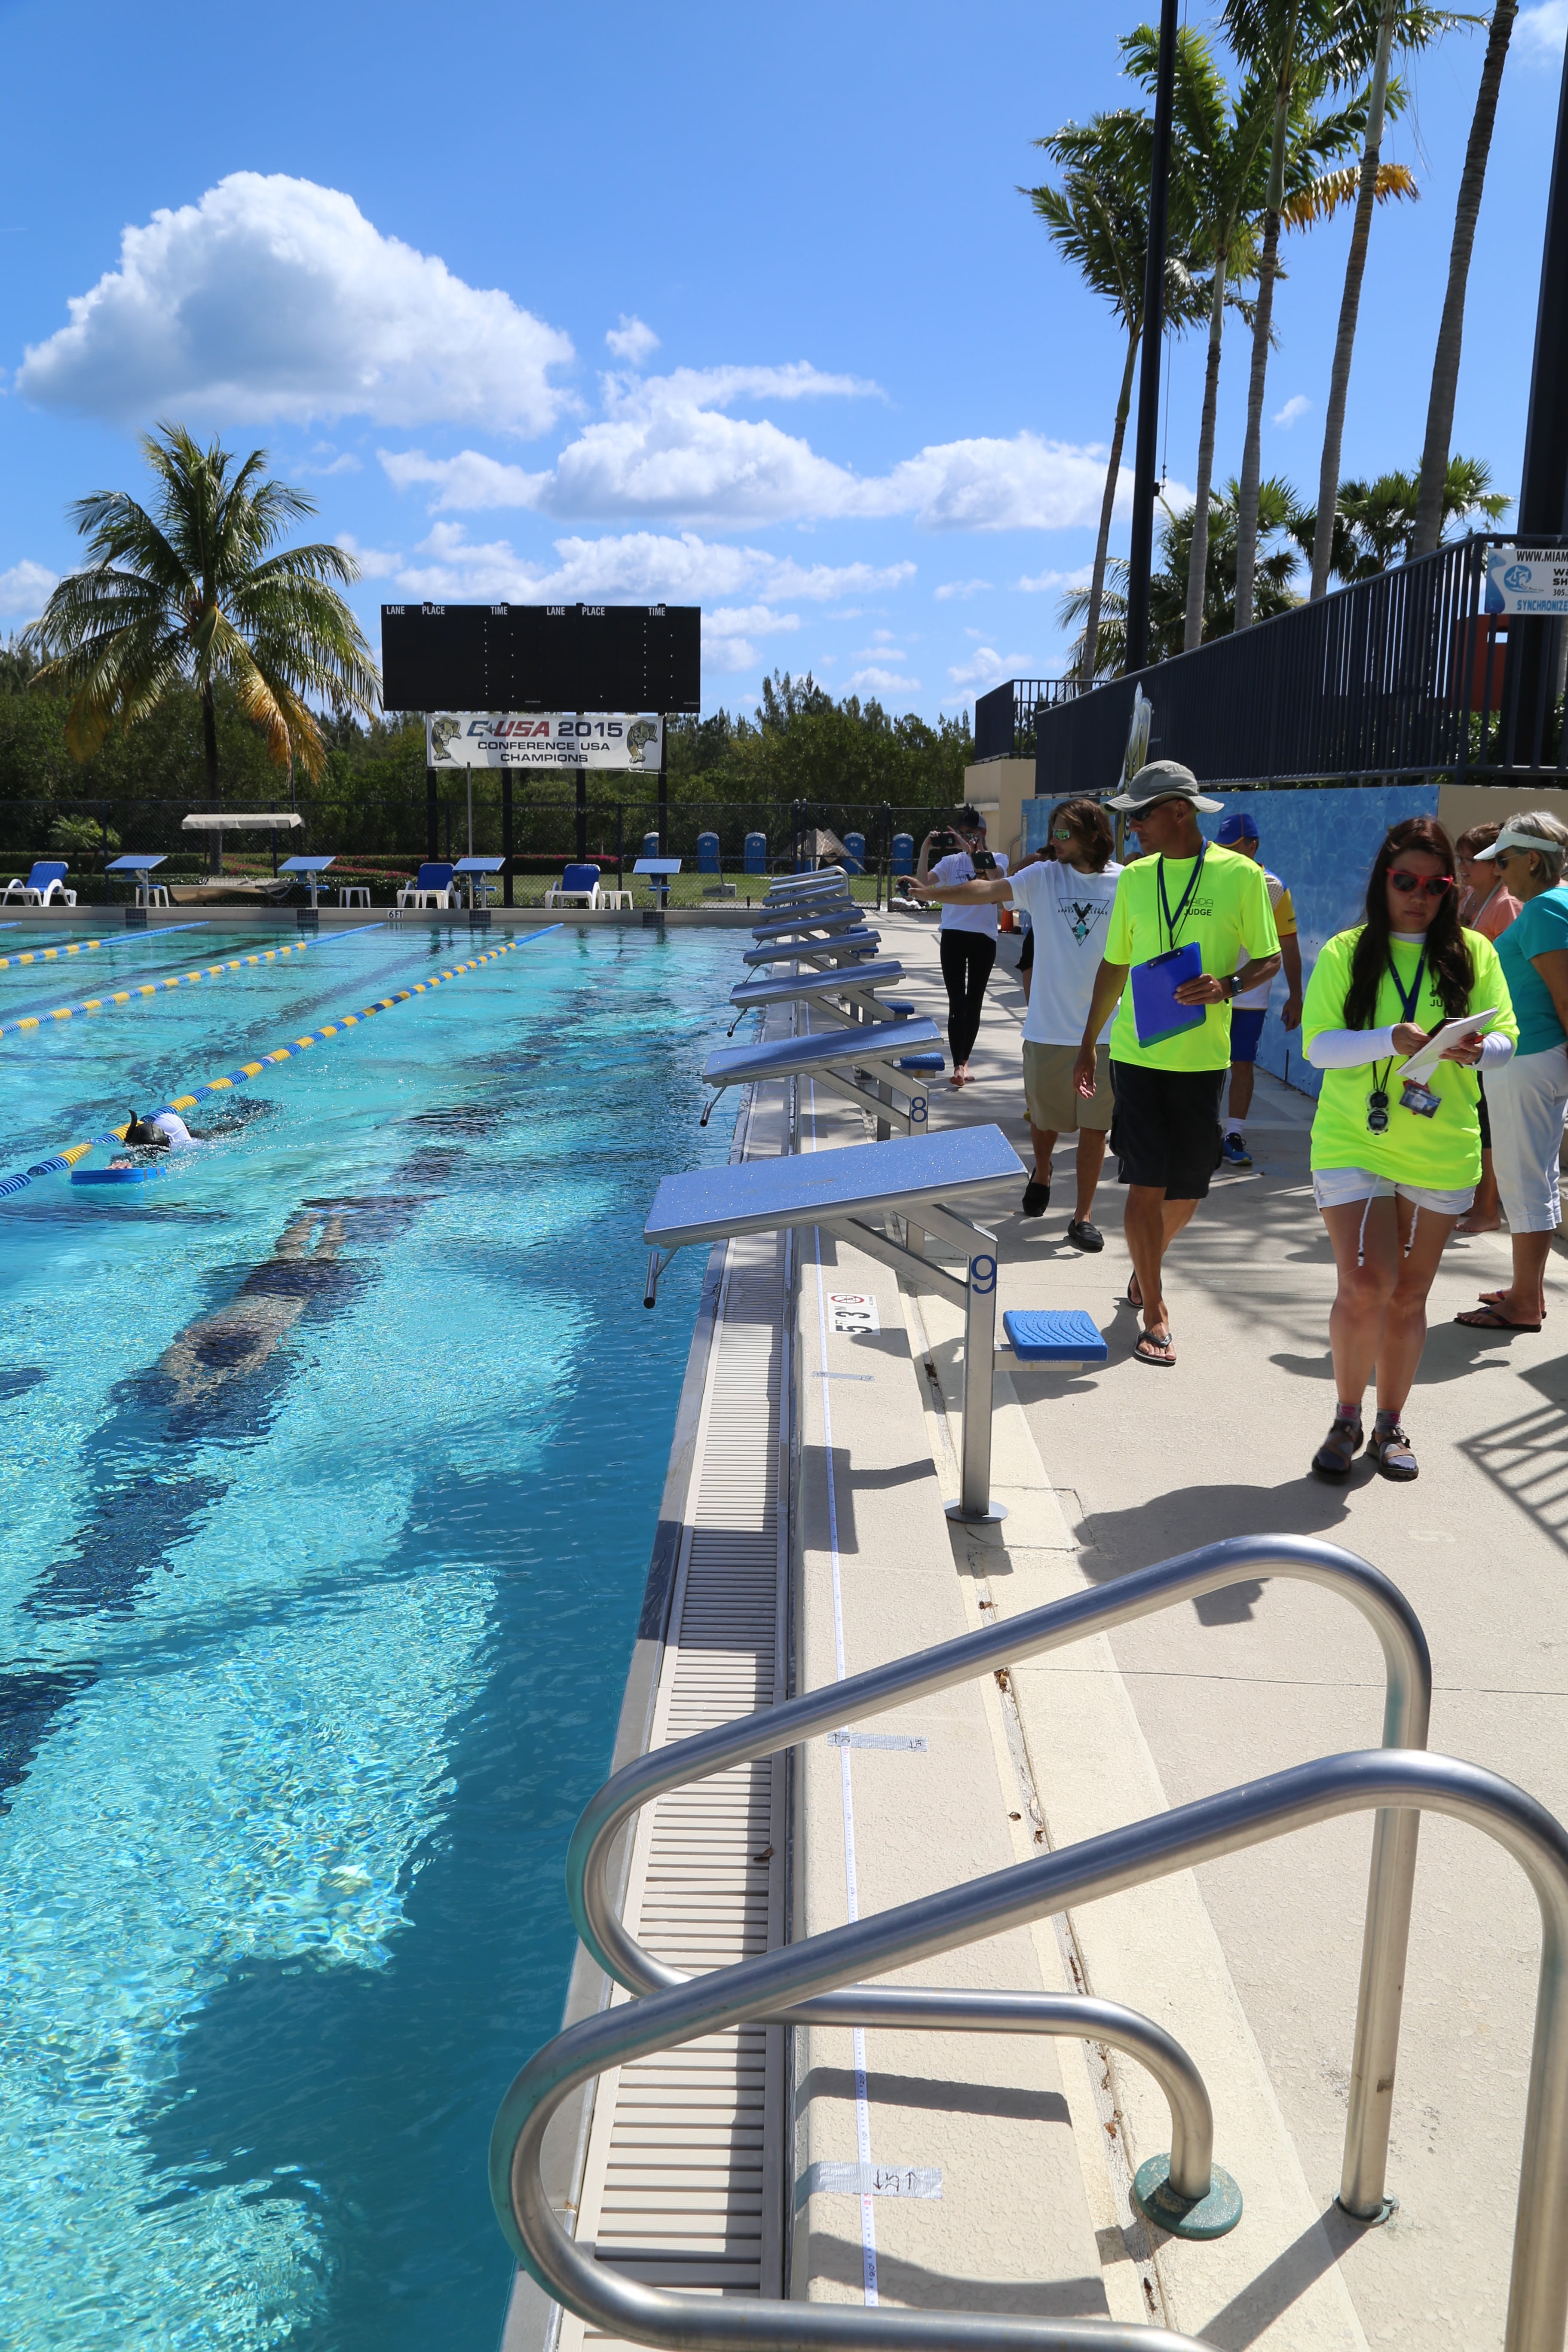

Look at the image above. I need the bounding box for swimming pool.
[0,921,743,2350]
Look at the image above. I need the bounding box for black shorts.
[1108,1061,1226,1200]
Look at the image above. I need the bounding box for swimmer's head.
[124,1110,169,1149]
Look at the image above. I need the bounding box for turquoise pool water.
[0,922,742,2350]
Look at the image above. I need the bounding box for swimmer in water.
[109,1107,196,1167]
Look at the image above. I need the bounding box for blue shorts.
[1229,1008,1266,1065]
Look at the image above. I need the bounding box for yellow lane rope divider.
[0,940,313,1039]
[0,926,559,1201]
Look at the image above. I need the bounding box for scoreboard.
[381,603,701,714]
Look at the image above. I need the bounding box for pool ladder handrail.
[493,1743,1568,2352]
[569,1534,1430,2220]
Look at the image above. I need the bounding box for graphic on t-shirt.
[1060,897,1109,947]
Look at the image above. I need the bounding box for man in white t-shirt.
[915,808,1010,1087]
[914,797,1120,1248]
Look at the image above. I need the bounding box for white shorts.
[1486,1045,1568,1234]
[1311,1167,1474,1216]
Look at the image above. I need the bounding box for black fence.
[1032,535,1568,795]
[974,675,1078,763]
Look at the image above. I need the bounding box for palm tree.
[1412,3,1518,557]
[25,422,379,799]
[1059,476,1305,675]
[1295,453,1511,578]
[1025,44,1214,688]
[1308,5,1461,600]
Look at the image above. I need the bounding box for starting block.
[1003,1308,1109,1364]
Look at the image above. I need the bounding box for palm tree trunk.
[202,684,220,797]
[1184,255,1228,650]
[1311,0,1398,601]
[1078,325,1140,686]
[1233,191,1281,633]
[1412,0,1518,559]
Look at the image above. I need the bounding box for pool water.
[0,921,743,2350]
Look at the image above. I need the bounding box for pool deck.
[502,905,1565,2349]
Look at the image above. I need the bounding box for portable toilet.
[697,830,721,875]
[891,831,914,878]
[843,830,865,876]
[744,831,767,875]
[642,832,660,859]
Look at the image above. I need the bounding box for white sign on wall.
[1485,548,1568,618]
[424,713,663,770]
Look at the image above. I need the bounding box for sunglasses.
[1052,824,1077,841]
[1388,870,1454,898]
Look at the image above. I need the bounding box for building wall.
[962,760,1036,864]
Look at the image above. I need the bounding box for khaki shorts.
[1023,1040,1114,1133]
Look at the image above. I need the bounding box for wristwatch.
[1225,974,1243,998]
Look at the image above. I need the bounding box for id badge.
[1399,1078,1441,1119]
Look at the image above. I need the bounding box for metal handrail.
[493,1749,1568,2352]
[569,1534,1430,2216]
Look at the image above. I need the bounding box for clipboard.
[1395,1007,1498,1085]
[1130,942,1205,1047]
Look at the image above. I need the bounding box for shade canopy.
[181,813,304,832]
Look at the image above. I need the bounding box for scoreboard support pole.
[426,765,439,862]
[502,770,514,907]
[657,716,668,855]
[576,761,588,865]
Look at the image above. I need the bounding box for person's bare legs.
[1375,1197,1462,1417]
[1227,1058,1256,1127]
[1073,1127,1108,1222]
[1321,1198,1401,1414]
[1471,1229,1552,1324]
[1455,1145,1503,1234]
[1124,1188,1199,1345]
[1028,1124,1058,1186]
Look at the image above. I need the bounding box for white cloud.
[934,578,992,600]
[335,532,401,579]
[703,603,801,673]
[17,173,576,433]
[1519,2,1567,54]
[0,558,56,616]
[389,522,915,610]
[606,314,659,365]
[946,645,1035,690]
[297,441,362,476]
[380,447,548,507]
[1273,393,1311,428]
[1015,564,1087,595]
[853,642,908,662]
[845,667,921,696]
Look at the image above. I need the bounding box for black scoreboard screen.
[381,603,701,714]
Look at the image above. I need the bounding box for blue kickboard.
[71,1165,165,1187]
[898,1052,943,1072]
[1004,1308,1109,1364]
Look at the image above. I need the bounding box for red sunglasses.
[1388,870,1454,898]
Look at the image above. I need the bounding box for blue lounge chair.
[395,862,457,910]
[3,861,76,907]
[546,864,605,909]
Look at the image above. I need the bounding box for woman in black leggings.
[918,808,1008,1086]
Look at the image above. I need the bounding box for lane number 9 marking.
[971,1254,997,1294]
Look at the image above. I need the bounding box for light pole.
[1123,0,1179,678]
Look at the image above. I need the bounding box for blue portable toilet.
[843,831,865,876]
[744,831,766,875]
[891,832,915,878]
[642,832,660,859]
[697,830,721,875]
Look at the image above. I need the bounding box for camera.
[930,828,959,854]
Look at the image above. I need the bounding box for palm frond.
[1281,158,1419,228]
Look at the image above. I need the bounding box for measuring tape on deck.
[0,925,562,1201]
[0,940,313,1038]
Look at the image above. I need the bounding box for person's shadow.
[1077,1477,1364,1621]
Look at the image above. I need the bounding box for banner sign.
[1485,548,1568,618]
[424,712,663,770]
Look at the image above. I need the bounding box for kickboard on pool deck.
[1003,1308,1108,1363]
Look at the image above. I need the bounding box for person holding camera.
[916,806,1009,1086]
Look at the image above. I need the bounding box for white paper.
[1396,1009,1497,1085]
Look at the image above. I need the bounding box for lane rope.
[0,940,315,1038]
[0,921,213,971]
[0,925,562,1201]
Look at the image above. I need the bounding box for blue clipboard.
[1130,942,1205,1047]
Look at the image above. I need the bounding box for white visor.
[1473,827,1561,861]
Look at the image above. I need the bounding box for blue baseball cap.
[1216,811,1259,845]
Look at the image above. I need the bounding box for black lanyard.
[1157,845,1207,954]
[1367,943,1428,1128]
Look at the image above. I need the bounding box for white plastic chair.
[2,861,77,907]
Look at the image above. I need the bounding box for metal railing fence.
[974,677,1080,763]
[1032,535,1568,794]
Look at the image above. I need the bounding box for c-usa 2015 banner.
[424,713,663,770]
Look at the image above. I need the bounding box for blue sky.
[1,0,1564,722]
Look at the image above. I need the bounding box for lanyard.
[1157,845,1206,954]
[1367,943,1429,1129]
[1384,942,1428,1026]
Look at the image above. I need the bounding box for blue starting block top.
[646,1123,1026,1249]
[634,857,682,875]
[454,855,506,872]
[898,1051,944,1072]
[729,960,906,1009]
[703,1016,940,1090]
[885,999,916,1015]
[1003,1308,1109,1364]
[280,854,336,874]
[741,928,880,967]
[106,853,168,874]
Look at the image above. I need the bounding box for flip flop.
[1126,1272,1142,1310]
[1133,1327,1176,1367]
[1454,1305,1543,1332]
[1479,1289,1547,1317]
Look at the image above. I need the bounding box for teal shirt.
[1497,887,1568,1056]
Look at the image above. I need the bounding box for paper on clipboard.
[1396,1008,1497,1085]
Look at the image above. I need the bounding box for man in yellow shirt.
[1074,762,1280,1366]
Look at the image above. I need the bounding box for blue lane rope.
[0,925,563,1201]
[0,939,317,1039]
[0,921,214,972]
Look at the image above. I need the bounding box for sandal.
[1455,1304,1543,1332]
[1479,1289,1547,1320]
[1133,1326,1176,1367]
[1312,1413,1364,1482]
[1369,1422,1418,1481]
[1125,1272,1142,1310]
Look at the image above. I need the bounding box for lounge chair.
[545,864,605,909]
[395,862,458,910]
[2,861,76,907]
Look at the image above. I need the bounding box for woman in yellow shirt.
[1302,817,1516,1483]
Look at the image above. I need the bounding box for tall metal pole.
[1506,28,1568,758]
[656,718,668,854]
[502,769,514,907]
[1123,0,1179,678]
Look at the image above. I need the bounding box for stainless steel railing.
[493,1748,1568,2352]
[568,1534,1430,2219]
